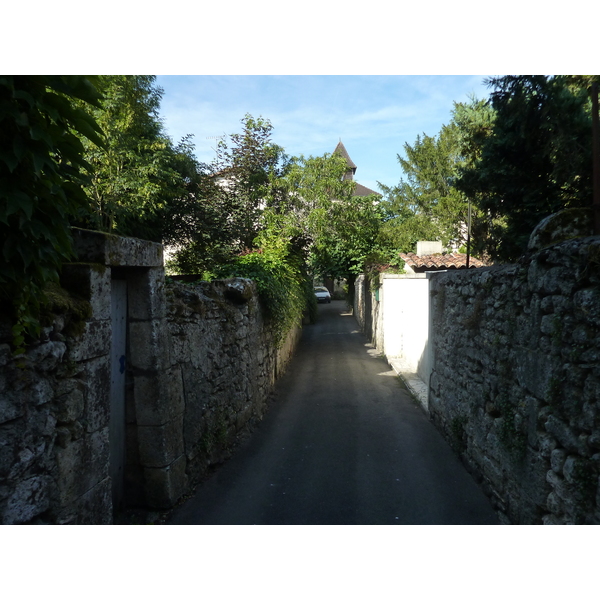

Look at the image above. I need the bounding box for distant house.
[400,241,486,274]
[333,141,381,198]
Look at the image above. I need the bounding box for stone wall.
[428,237,600,524]
[0,262,118,524]
[354,274,381,351]
[163,279,301,493]
[0,230,301,524]
[354,236,600,524]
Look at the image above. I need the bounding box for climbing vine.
[214,240,311,346]
[0,75,104,353]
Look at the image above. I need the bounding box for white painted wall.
[381,274,431,380]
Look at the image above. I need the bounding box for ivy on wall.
[0,75,104,353]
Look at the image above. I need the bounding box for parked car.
[314,286,331,303]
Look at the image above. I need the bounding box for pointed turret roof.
[334,140,357,173]
[332,140,381,197]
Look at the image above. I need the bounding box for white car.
[314,286,331,303]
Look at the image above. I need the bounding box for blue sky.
[155,75,492,194]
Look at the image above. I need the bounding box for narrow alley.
[167,301,498,525]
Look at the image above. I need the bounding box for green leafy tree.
[457,75,596,261]
[277,152,357,253]
[309,192,392,283]
[214,229,311,343]
[273,151,399,294]
[170,114,292,276]
[172,119,398,317]
[0,75,103,350]
[79,75,196,242]
[379,96,504,261]
[213,113,291,250]
[380,122,471,253]
[450,97,499,258]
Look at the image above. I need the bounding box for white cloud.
[156,75,492,188]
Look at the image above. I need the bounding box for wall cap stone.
[71,228,163,267]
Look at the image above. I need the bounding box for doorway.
[109,277,127,512]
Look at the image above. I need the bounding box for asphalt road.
[168,300,499,525]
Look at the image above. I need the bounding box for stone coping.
[71,228,163,267]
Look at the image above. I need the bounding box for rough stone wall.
[354,274,367,331]
[354,274,381,349]
[164,279,301,492]
[0,263,114,524]
[0,230,301,524]
[429,237,600,524]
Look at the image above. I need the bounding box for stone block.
[55,384,85,423]
[522,395,540,445]
[182,379,211,450]
[143,455,188,509]
[573,287,600,323]
[589,431,600,450]
[541,267,573,296]
[54,427,109,506]
[542,514,564,525]
[128,267,166,321]
[108,235,163,267]
[68,319,111,362]
[81,355,110,432]
[128,319,170,371]
[137,415,185,468]
[514,349,557,399]
[0,366,56,425]
[30,377,54,407]
[73,477,113,525]
[551,448,566,473]
[54,377,78,398]
[520,452,552,507]
[61,262,111,321]
[133,365,185,427]
[583,374,600,408]
[540,314,558,336]
[52,477,112,525]
[562,455,582,484]
[545,415,585,454]
[26,341,66,372]
[481,455,504,490]
[0,422,21,479]
[1,475,51,524]
[546,491,563,515]
[546,469,567,500]
[0,387,24,425]
[71,228,163,268]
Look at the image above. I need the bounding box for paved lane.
[168,301,498,524]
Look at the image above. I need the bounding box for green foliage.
[213,113,291,250]
[78,75,198,242]
[283,152,402,285]
[457,75,596,262]
[309,194,385,277]
[214,237,308,345]
[379,100,495,259]
[169,113,293,275]
[171,118,402,317]
[0,75,103,351]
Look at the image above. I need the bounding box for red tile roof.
[400,252,486,271]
